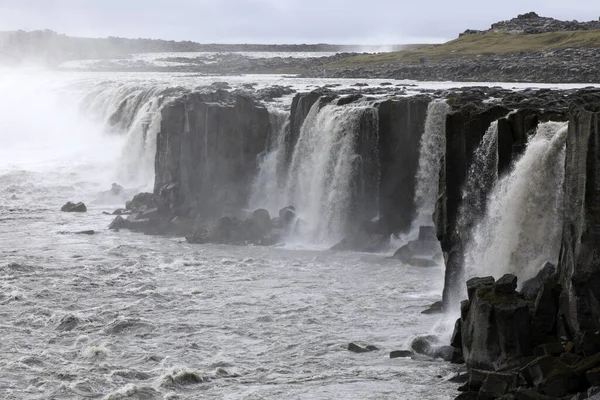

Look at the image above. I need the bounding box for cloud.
[0,0,598,44]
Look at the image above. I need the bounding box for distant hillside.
[326,29,600,67]
[0,29,420,67]
[312,12,600,83]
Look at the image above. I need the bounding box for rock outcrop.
[378,96,430,233]
[61,202,87,212]
[434,89,600,307]
[559,102,600,335]
[154,91,272,221]
[451,273,600,399]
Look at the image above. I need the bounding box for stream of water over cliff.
[250,97,380,247]
[411,100,451,231]
[465,121,568,285]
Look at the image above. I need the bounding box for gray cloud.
[0,0,598,44]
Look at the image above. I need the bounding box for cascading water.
[465,121,568,284]
[250,97,380,246]
[411,99,451,229]
[284,99,379,245]
[248,109,290,213]
[457,120,500,234]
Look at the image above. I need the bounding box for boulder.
[347,343,378,353]
[495,274,518,294]
[278,206,296,225]
[478,372,517,400]
[520,262,557,300]
[61,202,87,212]
[524,355,579,397]
[466,276,495,301]
[390,350,413,358]
[251,209,272,235]
[331,221,390,253]
[421,300,444,314]
[125,192,156,211]
[461,277,532,370]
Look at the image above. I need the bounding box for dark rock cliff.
[154,92,272,220]
[559,102,600,335]
[377,96,430,234]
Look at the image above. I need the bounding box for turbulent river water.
[1,68,596,399]
[0,70,461,400]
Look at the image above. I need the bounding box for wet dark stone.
[347,343,378,353]
[390,350,413,358]
[61,202,87,212]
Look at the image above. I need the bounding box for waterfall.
[249,97,380,246]
[465,121,568,284]
[248,109,290,214]
[284,99,379,244]
[75,81,187,188]
[458,120,500,235]
[412,100,451,228]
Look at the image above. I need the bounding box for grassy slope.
[327,30,600,67]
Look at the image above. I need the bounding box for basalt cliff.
[97,54,600,400]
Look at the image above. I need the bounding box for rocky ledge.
[450,271,600,399]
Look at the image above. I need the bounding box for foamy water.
[0,70,460,399]
[1,67,595,399]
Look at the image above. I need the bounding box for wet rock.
[75,230,95,235]
[278,206,296,225]
[421,300,444,314]
[410,335,438,355]
[466,276,495,300]
[534,342,564,357]
[61,202,87,212]
[461,277,532,370]
[251,209,272,235]
[531,279,561,346]
[586,367,600,386]
[109,215,128,230]
[515,387,553,400]
[390,350,413,358]
[347,343,378,353]
[478,372,517,399]
[521,355,577,397]
[575,332,600,357]
[331,220,390,253]
[451,318,463,348]
[520,262,557,300]
[494,274,518,294]
[125,192,156,211]
[574,353,600,377]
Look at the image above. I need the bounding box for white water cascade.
[412,99,451,229]
[77,81,186,188]
[457,120,500,233]
[286,100,379,244]
[465,121,568,283]
[250,97,380,246]
[248,109,290,213]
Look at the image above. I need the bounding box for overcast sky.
[0,0,598,44]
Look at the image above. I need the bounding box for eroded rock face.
[154,92,272,221]
[378,96,430,234]
[459,275,532,370]
[559,104,600,335]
